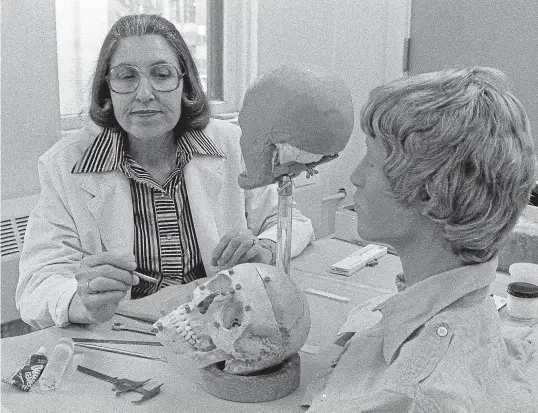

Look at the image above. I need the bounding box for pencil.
[62,240,158,284]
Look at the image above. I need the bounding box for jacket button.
[436,324,449,337]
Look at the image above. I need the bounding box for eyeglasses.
[106,63,184,94]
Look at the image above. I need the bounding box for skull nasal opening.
[221,301,244,329]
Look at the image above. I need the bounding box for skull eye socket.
[221,301,244,329]
[197,293,218,314]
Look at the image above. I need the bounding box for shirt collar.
[72,126,225,174]
[179,129,226,159]
[72,127,124,173]
[373,257,498,364]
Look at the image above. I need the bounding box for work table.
[2,238,536,412]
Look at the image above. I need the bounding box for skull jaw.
[155,327,230,366]
[156,328,286,375]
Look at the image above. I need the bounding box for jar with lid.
[506,281,538,322]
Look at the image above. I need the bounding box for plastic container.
[509,263,538,286]
[39,338,75,390]
[506,282,538,322]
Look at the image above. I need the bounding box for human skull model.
[153,263,311,375]
[238,65,354,190]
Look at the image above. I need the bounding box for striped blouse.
[72,127,226,298]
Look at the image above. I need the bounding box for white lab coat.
[17,119,314,328]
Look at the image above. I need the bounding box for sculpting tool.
[115,308,158,324]
[72,338,162,346]
[305,288,350,303]
[62,241,158,284]
[112,322,156,336]
[74,343,168,362]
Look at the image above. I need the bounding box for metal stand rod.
[276,176,293,275]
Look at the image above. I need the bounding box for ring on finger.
[87,279,97,294]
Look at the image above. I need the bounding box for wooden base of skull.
[197,352,301,402]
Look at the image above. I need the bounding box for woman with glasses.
[17,14,314,329]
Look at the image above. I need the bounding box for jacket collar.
[373,257,498,364]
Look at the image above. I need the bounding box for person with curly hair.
[307,67,537,412]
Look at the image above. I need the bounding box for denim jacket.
[306,258,538,413]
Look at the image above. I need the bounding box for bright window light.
[55,0,225,129]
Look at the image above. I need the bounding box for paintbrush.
[62,240,158,284]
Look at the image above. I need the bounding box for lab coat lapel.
[184,154,225,274]
[80,171,134,255]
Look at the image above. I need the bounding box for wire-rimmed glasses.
[106,63,184,94]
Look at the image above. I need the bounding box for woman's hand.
[211,231,275,269]
[69,252,139,323]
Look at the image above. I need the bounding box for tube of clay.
[1,346,48,391]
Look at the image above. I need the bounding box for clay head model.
[238,65,354,190]
[153,263,311,375]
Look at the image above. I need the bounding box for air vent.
[1,215,30,259]
[15,216,29,245]
[1,219,19,257]
[1,195,39,260]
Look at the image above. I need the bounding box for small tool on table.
[112,322,156,336]
[77,365,163,404]
[72,337,162,346]
[75,343,168,362]
[115,308,158,324]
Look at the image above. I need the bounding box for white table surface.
[1,237,536,412]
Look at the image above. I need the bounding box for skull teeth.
[172,318,201,349]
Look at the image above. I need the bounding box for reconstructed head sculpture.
[238,65,354,190]
[153,263,311,375]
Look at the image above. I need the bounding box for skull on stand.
[153,263,311,375]
[238,65,354,274]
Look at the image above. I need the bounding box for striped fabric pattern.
[72,127,225,298]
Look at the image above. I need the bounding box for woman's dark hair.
[89,14,210,132]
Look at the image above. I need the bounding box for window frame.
[210,0,257,119]
[59,0,257,131]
